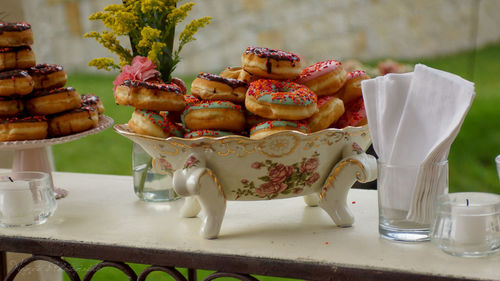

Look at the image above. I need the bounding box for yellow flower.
[178,17,211,47]
[148,42,167,65]
[137,26,162,53]
[88,58,120,71]
[167,2,194,25]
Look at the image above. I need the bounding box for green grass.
[56,43,500,280]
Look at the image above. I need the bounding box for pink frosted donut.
[336,70,370,105]
[332,97,367,128]
[249,120,310,139]
[295,60,347,96]
[245,79,317,120]
[307,96,344,133]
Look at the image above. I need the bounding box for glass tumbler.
[132,143,180,202]
[378,161,449,242]
[431,192,500,257]
[0,171,57,227]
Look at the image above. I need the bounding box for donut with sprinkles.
[47,105,99,137]
[245,79,317,120]
[0,115,47,141]
[307,96,345,133]
[184,129,235,139]
[191,72,248,104]
[0,46,36,71]
[25,87,82,115]
[332,97,367,128]
[295,60,347,96]
[114,80,186,111]
[28,64,67,90]
[128,109,184,138]
[241,46,303,80]
[182,100,246,132]
[335,70,370,105]
[0,96,24,117]
[249,120,310,139]
[0,22,34,47]
[0,70,34,96]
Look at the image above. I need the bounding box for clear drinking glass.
[132,143,180,202]
[431,192,500,257]
[378,161,449,242]
[0,171,57,227]
[495,154,500,181]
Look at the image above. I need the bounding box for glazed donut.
[336,70,370,105]
[184,129,235,139]
[241,46,302,80]
[28,64,67,90]
[128,109,183,138]
[250,120,310,140]
[48,106,98,137]
[237,68,260,84]
[25,87,82,115]
[81,94,105,114]
[191,72,248,104]
[332,97,367,128]
[307,96,344,133]
[0,46,36,71]
[0,116,47,141]
[114,80,185,111]
[0,96,24,117]
[245,79,317,120]
[182,100,245,132]
[219,66,242,79]
[0,70,34,96]
[295,60,347,96]
[0,22,34,47]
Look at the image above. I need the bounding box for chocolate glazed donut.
[241,46,303,80]
[0,22,34,47]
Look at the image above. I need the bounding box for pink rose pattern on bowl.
[114,124,377,238]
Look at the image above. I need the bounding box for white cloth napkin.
[362,64,475,223]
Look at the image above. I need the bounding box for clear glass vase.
[132,143,180,202]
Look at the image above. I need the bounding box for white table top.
[1,171,499,280]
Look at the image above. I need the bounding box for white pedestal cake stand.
[0,115,114,199]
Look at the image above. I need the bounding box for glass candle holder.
[378,160,449,242]
[431,192,500,257]
[0,171,57,227]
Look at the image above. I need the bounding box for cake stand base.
[11,147,67,199]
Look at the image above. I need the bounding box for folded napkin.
[362,64,475,223]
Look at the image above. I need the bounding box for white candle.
[0,179,35,226]
[451,199,491,245]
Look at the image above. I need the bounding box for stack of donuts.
[0,22,104,141]
[117,46,369,139]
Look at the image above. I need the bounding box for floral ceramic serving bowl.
[114,124,377,238]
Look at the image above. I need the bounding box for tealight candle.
[431,192,500,257]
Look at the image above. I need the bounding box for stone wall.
[6,0,500,75]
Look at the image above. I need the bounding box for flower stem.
[138,158,153,197]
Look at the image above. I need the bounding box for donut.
[237,68,260,84]
[0,46,36,71]
[182,100,245,132]
[48,106,99,137]
[332,97,367,128]
[250,120,310,140]
[114,80,185,111]
[245,79,317,120]
[0,96,24,117]
[295,60,347,96]
[171,77,187,95]
[241,46,302,80]
[128,109,183,138]
[0,70,34,96]
[307,96,345,133]
[25,87,82,115]
[191,72,248,104]
[335,70,370,105]
[219,66,242,79]
[0,116,48,141]
[184,129,235,139]
[0,22,34,47]
[166,94,200,124]
[28,64,67,90]
[245,111,271,130]
[81,94,105,114]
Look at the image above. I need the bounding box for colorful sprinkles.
[346,70,368,81]
[247,79,317,106]
[297,60,342,82]
[184,129,234,139]
[0,46,31,53]
[181,100,243,125]
[0,22,31,33]
[29,64,64,76]
[136,109,183,137]
[250,120,310,135]
[0,69,29,79]
[0,115,46,124]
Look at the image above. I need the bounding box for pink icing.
[345,70,367,81]
[295,60,342,84]
[113,56,160,90]
[317,96,335,108]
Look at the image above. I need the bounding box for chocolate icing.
[197,72,248,88]
[245,46,300,62]
[122,80,181,94]
[0,115,46,124]
[0,46,31,53]
[0,70,29,79]
[30,87,75,98]
[29,64,64,75]
[0,22,31,34]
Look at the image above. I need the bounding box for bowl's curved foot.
[304,193,320,207]
[319,143,377,227]
[173,153,226,239]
